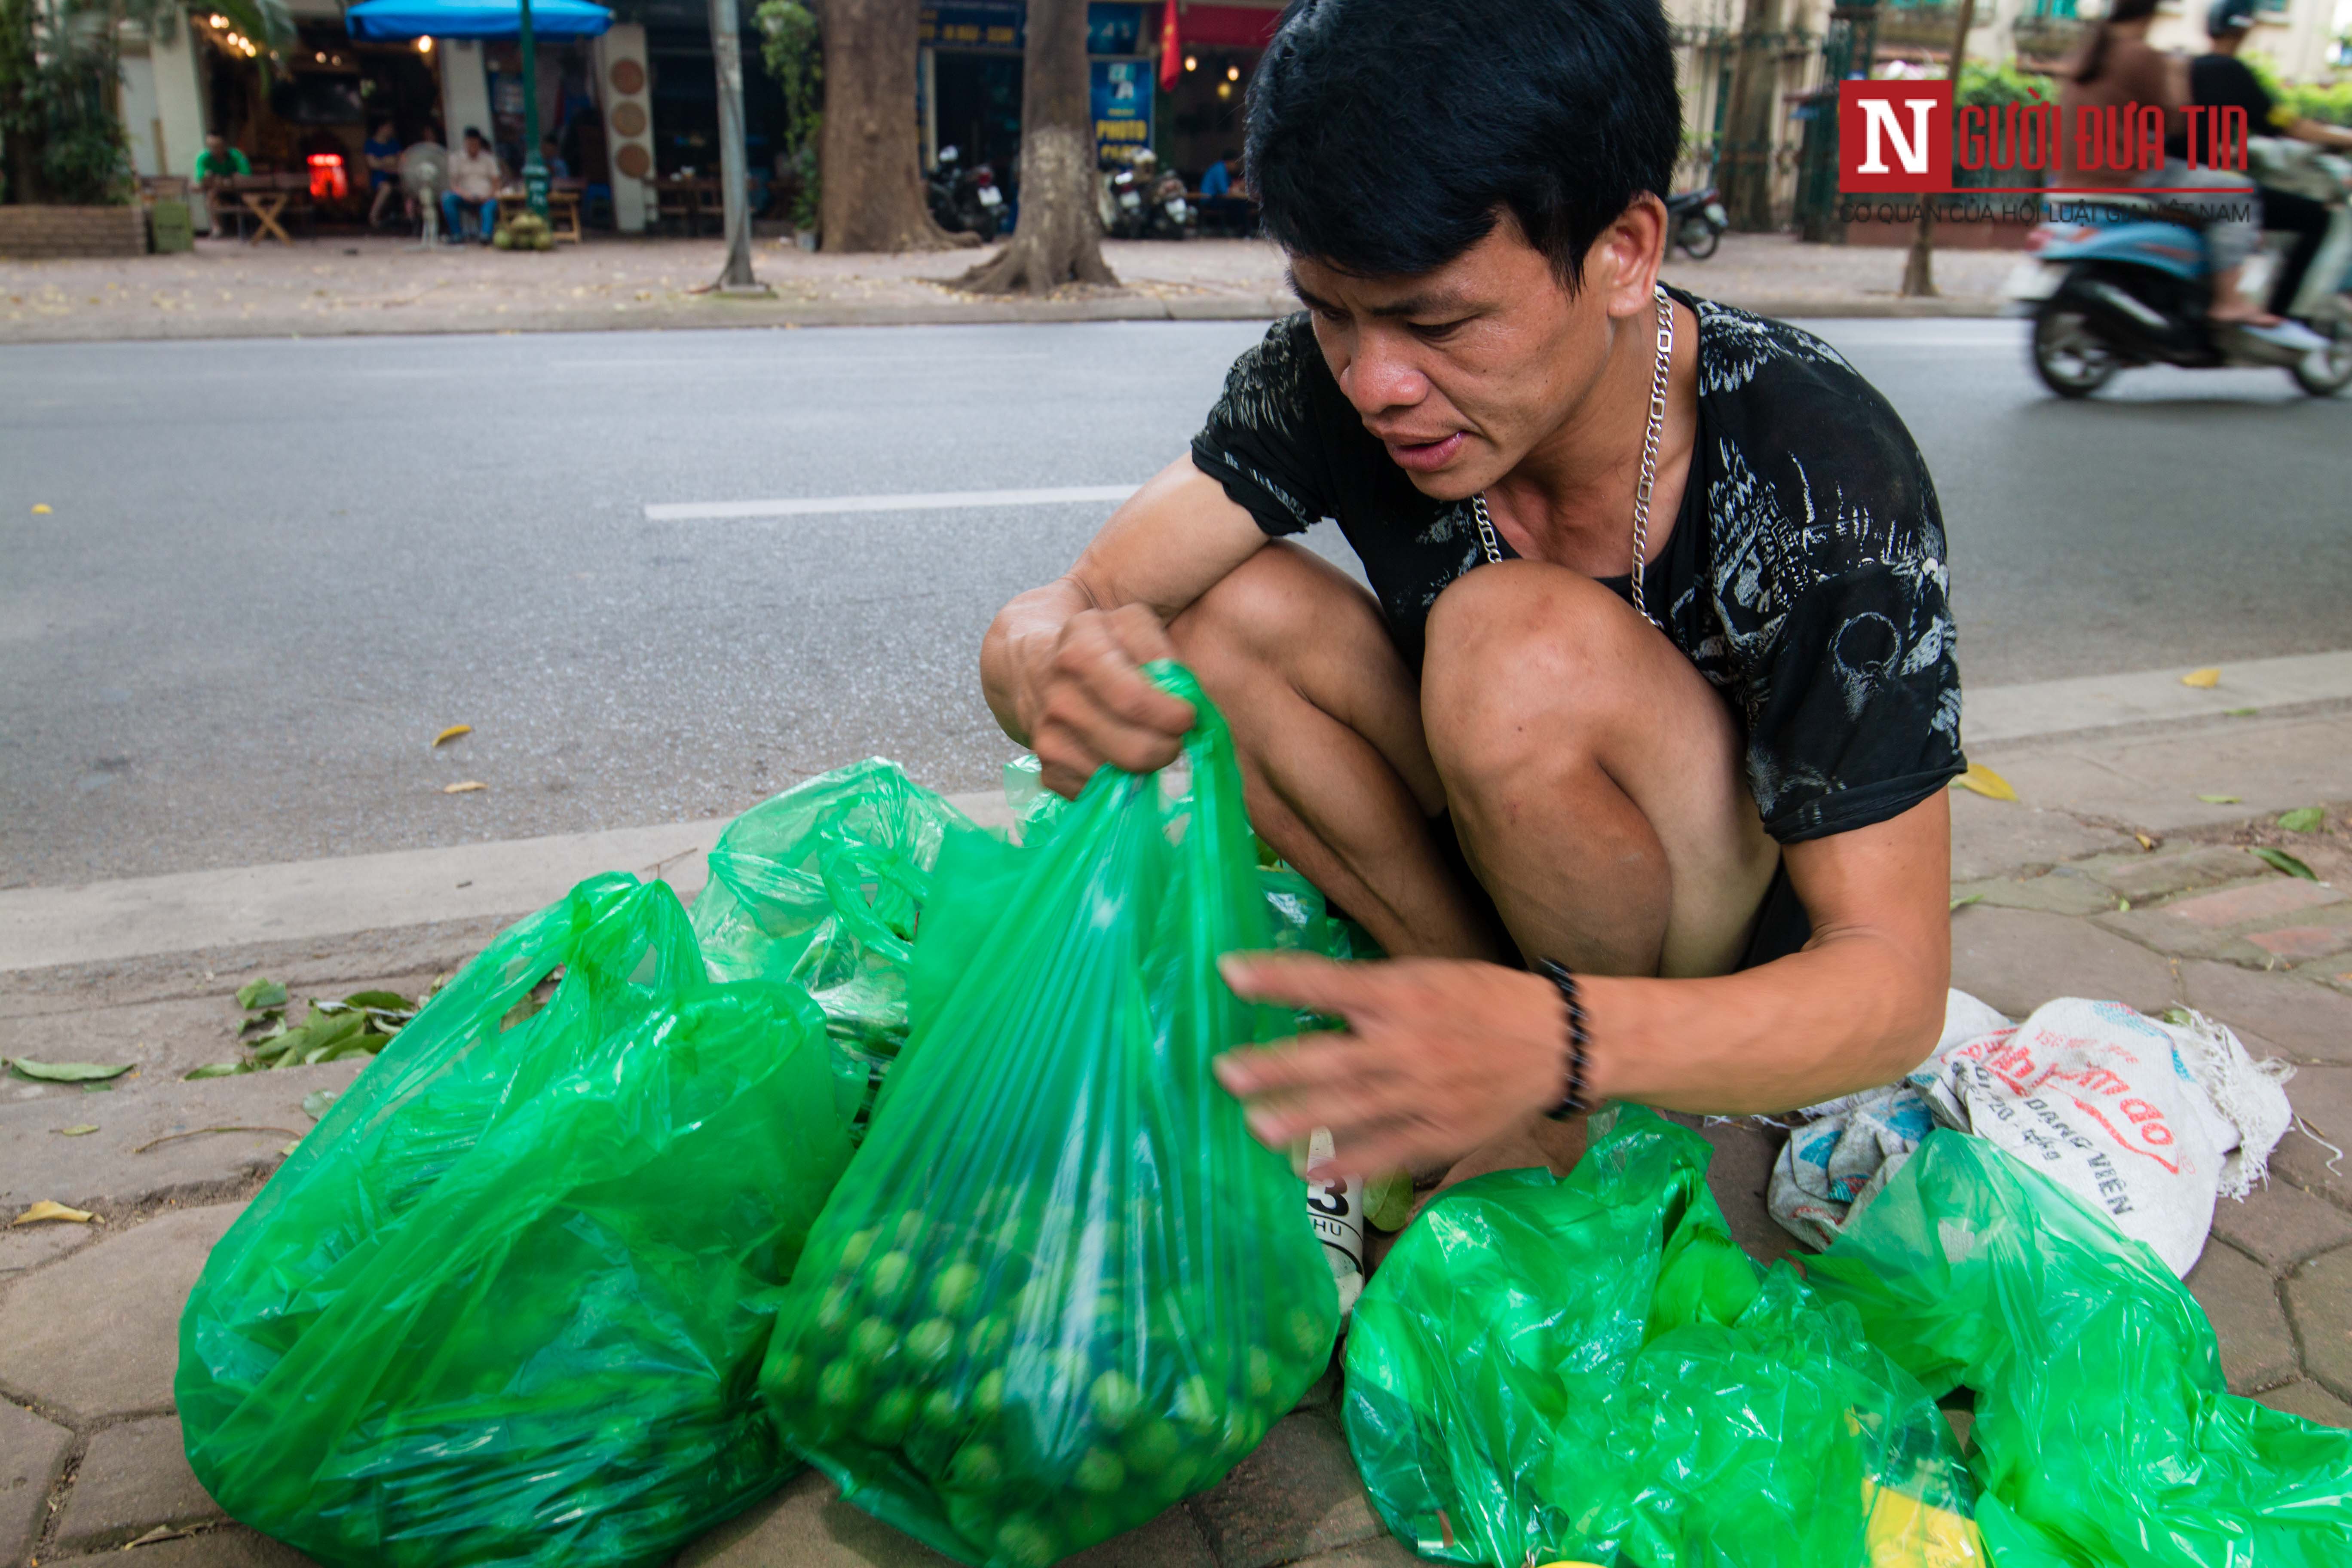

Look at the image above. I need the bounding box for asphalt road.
[5,317,2349,886]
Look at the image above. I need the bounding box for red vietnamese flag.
[1158,0,1182,89]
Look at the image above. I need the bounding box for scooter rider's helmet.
[2206,0,2257,38]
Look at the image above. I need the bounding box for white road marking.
[645,484,1142,522]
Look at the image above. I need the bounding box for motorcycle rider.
[2058,0,2324,352]
[2194,0,2352,318]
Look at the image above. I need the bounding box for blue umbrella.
[345,0,611,40]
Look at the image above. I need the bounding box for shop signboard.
[920,0,1023,50]
[920,3,1152,54]
[1091,57,1152,164]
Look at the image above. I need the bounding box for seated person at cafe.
[365,119,403,229]
[193,133,250,233]
[441,127,505,244]
[540,136,570,180]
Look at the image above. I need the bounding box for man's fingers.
[1237,1069,1411,1150]
[1213,1032,1371,1099]
[1218,952,1379,1021]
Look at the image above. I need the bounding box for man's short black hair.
[1246,0,1681,286]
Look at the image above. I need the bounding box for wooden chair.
[654,178,698,236]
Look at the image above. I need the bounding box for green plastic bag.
[692,758,981,1136]
[1809,1129,2352,1567]
[1345,1106,1980,1568]
[179,873,853,1568]
[760,664,1340,1568]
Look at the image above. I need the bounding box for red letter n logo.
[1839,81,1955,193]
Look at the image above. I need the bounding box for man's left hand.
[1213,952,1571,1179]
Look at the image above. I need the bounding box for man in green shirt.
[194,134,251,236]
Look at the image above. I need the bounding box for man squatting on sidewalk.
[981,0,1965,1188]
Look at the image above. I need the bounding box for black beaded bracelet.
[1535,958,1592,1121]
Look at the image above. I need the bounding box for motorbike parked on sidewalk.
[926,145,1006,241]
[1102,164,1148,239]
[2006,140,2352,398]
[1666,185,1728,259]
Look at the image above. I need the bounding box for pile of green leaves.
[184,977,433,1080]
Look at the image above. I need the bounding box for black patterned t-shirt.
[1188,291,1964,844]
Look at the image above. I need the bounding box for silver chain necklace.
[1471,284,1674,630]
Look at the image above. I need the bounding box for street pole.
[519,0,549,218]
[710,0,760,290]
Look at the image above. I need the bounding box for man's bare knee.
[1169,540,1377,685]
[1420,563,1636,786]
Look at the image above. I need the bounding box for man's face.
[206,135,226,155]
[1288,212,1649,501]
[465,134,484,155]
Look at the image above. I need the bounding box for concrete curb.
[0,290,2003,345]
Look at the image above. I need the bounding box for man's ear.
[1588,195,1669,321]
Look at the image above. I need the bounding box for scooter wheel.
[2031,306,2121,398]
[1678,223,1719,260]
[2290,321,2352,396]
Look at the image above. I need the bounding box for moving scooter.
[2006,140,2352,398]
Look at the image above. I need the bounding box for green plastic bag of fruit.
[179,873,854,1568]
[1345,1105,1981,1568]
[1807,1128,2352,1568]
[760,663,1340,1568]
[692,758,982,1136]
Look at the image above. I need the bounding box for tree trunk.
[1902,0,1977,297]
[818,0,959,251]
[959,0,1115,293]
[1718,0,1783,231]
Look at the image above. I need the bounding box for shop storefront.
[1155,2,1279,181]
[916,0,1181,197]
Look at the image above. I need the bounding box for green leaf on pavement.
[239,1008,285,1038]
[2116,897,2132,913]
[2197,794,2241,805]
[2278,807,2326,833]
[339,990,415,1011]
[1949,893,1982,912]
[236,978,288,1011]
[301,1088,337,1120]
[7,1059,133,1082]
[55,1124,98,1136]
[183,1062,252,1079]
[2224,707,2258,717]
[2250,846,2318,881]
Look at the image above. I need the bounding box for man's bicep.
[1066,456,1271,623]
[1781,789,1951,972]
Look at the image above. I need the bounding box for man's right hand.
[1019,603,1197,799]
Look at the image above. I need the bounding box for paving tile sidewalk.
[0,233,2020,346]
[2,708,2347,1567]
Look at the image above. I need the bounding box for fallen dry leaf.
[13,1200,95,1226]
[31,503,52,514]
[2134,832,2157,851]
[432,723,472,747]
[2180,668,2221,689]
[444,780,487,794]
[1951,763,2018,802]
[2197,793,2241,805]
[54,1124,98,1136]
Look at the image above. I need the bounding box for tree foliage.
[753,0,821,227]
[1,0,292,205]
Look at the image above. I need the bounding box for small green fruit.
[1121,1417,1181,1474]
[816,1359,865,1410]
[995,1514,1057,1568]
[769,1350,809,1396]
[861,1383,919,1446]
[894,1208,929,1249]
[946,1440,1003,1491]
[1285,1305,1328,1359]
[919,1385,964,1433]
[906,1317,956,1371]
[814,1283,856,1336]
[1246,1347,1276,1400]
[965,1313,1011,1362]
[838,1227,879,1271]
[848,1317,897,1365]
[1073,1446,1127,1494]
[1089,1369,1144,1432]
[971,1367,1006,1418]
[931,1259,983,1317]
[1173,1372,1217,1430]
[866,1250,913,1308]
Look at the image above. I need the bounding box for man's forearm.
[1582,927,1946,1115]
